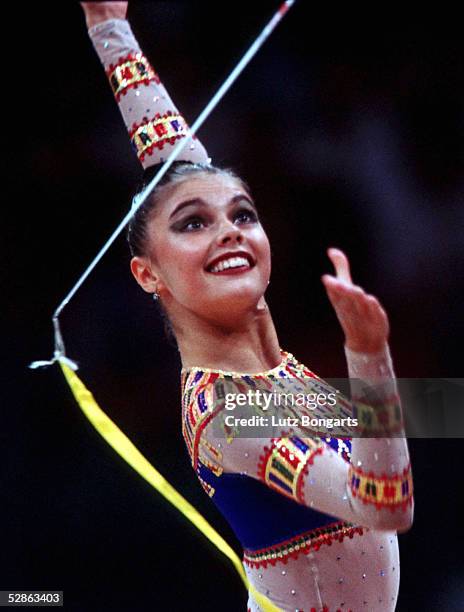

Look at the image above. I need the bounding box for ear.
[130,256,160,294]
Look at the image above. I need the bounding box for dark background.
[4,1,464,610]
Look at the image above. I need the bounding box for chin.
[197,289,266,322]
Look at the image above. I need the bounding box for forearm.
[86,17,208,166]
[88,18,151,76]
[344,344,414,531]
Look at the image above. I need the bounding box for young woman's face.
[141,172,271,324]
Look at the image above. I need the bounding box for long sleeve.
[343,343,414,531]
[194,346,414,533]
[87,18,209,167]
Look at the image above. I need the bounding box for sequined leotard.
[181,345,413,612]
[88,20,414,612]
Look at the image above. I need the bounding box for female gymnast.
[81,3,414,610]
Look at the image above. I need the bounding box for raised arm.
[321,247,413,531]
[191,249,414,533]
[80,1,208,167]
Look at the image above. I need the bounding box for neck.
[173,297,282,374]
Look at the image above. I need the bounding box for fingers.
[321,274,362,298]
[321,250,390,350]
[327,247,352,284]
[322,275,365,313]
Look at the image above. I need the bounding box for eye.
[234,207,258,224]
[177,216,206,232]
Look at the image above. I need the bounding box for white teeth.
[210,256,251,273]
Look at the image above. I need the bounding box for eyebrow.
[168,194,256,220]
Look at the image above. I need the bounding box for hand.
[81,2,128,29]
[321,247,390,353]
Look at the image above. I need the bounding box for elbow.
[396,498,415,533]
[372,498,415,533]
[378,513,414,534]
[396,522,413,534]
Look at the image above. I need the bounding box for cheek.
[253,229,272,274]
[154,234,207,289]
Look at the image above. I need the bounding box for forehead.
[157,173,246,211]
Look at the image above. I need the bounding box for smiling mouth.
[207,256,254,274]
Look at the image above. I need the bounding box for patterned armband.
[348,463,413,512]
[352,394,404,435]
[257,436,324,503]
[107,52,160,100]
[130,112,190,161]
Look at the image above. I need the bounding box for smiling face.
[130,171,271,326]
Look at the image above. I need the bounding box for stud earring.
[152,291,160,301]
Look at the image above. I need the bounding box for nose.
[216,221,244,246]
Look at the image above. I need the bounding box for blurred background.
[4,1,463,610]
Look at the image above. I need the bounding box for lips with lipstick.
[206,251,256,274]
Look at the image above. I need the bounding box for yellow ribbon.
[59,361,281,612]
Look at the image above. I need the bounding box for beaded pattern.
[324,436,352,463]
[182,349,290,469]
[107,52,160,100]
[248,609,340,612]
[181,349,357,475]
[182,349,294,379]
[352,396,404,434]
[130,111,190,161]
[257,436,324,503]
[243,521,366,569]
[197,473,215,498]
[181,369,221,470]
[348,462,413,511]
[198,437,223,477]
